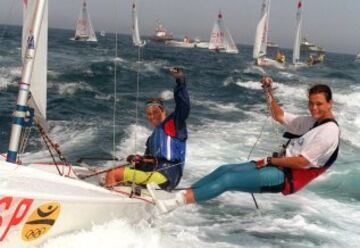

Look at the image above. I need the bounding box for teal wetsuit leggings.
[191,162,285,202]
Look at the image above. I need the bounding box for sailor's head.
[308,84,333,120]
[146,98,167,128]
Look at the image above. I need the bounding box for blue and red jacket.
[144,78,190,190]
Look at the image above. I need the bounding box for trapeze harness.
[280,118,339,195]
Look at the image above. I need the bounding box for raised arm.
[170,68,190,140]
[260,76,284,124]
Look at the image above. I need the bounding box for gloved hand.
[256,157,272,169]
[126,154,143,166]
[260,76,273,90]
[169,67,185,80]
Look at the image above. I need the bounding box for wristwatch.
[267,157,272,165]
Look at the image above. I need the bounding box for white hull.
[165,40,197,48]
[307,46,323,52]
[196,42,210,49]
[288,62,308,69]
[70,36,98,42]
[209,48,239,54]
[256,57,285,70]
[0,160,155,247]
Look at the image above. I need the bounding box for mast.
[293,0,303,64]
[7,0,47,163]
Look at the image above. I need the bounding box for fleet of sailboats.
[71,0,97,42]
[208,11,238,54]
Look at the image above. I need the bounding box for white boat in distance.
[0,0,160,246]
[151,20,173,42]
[267,41,279,48]
[301,38,323,52]
[71,0,97,42]
[165,36,209,49]
[208,11,239,54]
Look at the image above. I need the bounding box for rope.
[35,121,74,177]
[113,17,118,164]
[263,85,282,144]
[19,126,32,155]
[243,81,281,210]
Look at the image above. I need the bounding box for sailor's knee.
[105,167,124,186]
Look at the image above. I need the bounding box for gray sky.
[1,0,359,54]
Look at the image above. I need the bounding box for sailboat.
[0,0,158,246]
[132,0,145,47]
[252,0,284,69]
[208,11,239,54]
[292,0,307,67]
[71,0,97,42]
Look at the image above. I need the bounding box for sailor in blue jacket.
[105,67,190,190]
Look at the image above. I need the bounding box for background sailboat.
[253,0,284,69]
[0,0,159,246]
[71,0,97,42]
[208,11,238,54]
[132,0,145,47]
[292,0,306,67]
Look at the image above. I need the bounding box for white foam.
[57,81,95,96]
[192,99,243,113]
[39,220,162,248]
[21,121,97,163]
[243,65,267,76]
[160,90,173,100]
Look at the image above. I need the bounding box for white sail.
[209,12,238,53]
[73,0,97,42]
[293,0,303,64]
[132,0,145,47]
[223,25,239,54]
[22,0,48,122]
[253,0,270,59]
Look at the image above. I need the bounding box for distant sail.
[209,11,238,54]
[73,0,97,42]
[253,0,270,59]
[132,0,145,47]
[22,0,48,122]
[293,0,303,64]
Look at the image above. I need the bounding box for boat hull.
[165,40,196,48]
[256,57,285,70]
[0,160,154,247]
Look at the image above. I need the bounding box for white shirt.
[282,112,340,168]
